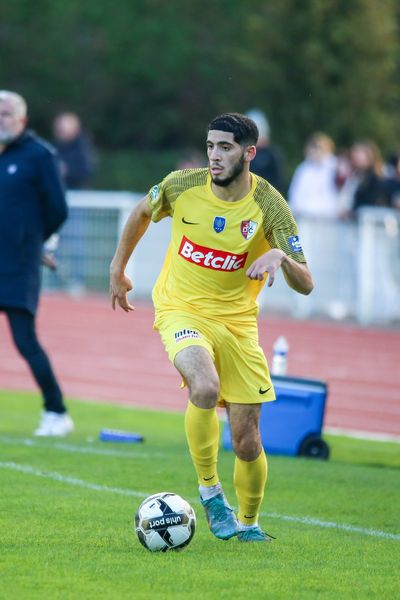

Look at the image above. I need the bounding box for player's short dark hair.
[207,113,259,146]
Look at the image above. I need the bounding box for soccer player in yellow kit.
[110,113,313,542]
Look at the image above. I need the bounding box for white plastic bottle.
[271,336,289,376]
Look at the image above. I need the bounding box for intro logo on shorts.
[178,236,248,271]
[174,329,201,342]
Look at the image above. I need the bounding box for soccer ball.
[135,492,196,552]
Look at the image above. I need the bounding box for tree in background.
[0,0,398,188]
[242,0,400,162]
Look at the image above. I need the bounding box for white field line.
[260,512,400,541]
[0,435,165,459]
[0,461,145,498]
[324,427,400,443]
[0,460,399,542]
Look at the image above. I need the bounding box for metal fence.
[43,191,139,294]
[43,192,400,326]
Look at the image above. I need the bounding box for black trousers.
[2,307,66,414]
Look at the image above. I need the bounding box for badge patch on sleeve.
[287,235,303,253]
[150,185,159,203]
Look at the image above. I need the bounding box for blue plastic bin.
[222,375,329,459]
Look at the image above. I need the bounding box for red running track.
[1,294,399,436]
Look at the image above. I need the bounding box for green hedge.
[1,0,399,163]
[92,149,185,192]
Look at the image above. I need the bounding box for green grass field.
[1,390,399,600]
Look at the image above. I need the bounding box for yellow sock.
[184,400,220,487]
[234,451,268,526]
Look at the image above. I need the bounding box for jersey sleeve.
[147,172,176,223]
[147,168,209,223]
[255,178,307,263]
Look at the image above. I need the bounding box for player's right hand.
[110,272,135,312]
[41,252,58,271]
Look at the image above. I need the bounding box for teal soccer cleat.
[200,493,239,540]
[237,526,275,542]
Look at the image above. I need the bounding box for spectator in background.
[383,154,400,210]
[338,140,385,218]
[245,108,284,192]
[52,112,95,189]
[288,132,349,319]
[53,112,95,295]
[0,90,74,436]
[288,133,339,219]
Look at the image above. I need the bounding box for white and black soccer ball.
[135,492,196,552]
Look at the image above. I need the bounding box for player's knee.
[190,378,220,409]
[232,430,262,461]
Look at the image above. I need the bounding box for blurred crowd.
[246,108,399,220]
[288,134,400,221]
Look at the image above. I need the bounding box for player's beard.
[210,153,245,187]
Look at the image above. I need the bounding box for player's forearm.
[281,256,314,295]
[110,198,151,274]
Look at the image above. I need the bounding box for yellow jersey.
[147,168,306,331]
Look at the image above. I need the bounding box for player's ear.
[244,145,257,163]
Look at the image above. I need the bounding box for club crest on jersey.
[213,216,226,233]
[240,220,258,240]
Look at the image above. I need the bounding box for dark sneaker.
[200,493,238,540]
[237,526,275,542]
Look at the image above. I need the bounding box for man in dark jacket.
[52,112,95,190]
[0,90,74,436]
[245,109,284,193]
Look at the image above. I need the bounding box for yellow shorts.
[154,312,275,406]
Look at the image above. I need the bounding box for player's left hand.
[246,249,286,286]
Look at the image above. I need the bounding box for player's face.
[207,130,248,187]
[0,100,26,144]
